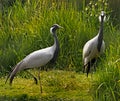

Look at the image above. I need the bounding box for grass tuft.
[0,0,120,100]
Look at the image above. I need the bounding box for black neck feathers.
[50,31,60,63]
[97,17,104,52]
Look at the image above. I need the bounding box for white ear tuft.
[99,15,102,22]
[99,11,106,22]
[50,27,54,34]
[101,11,105,16]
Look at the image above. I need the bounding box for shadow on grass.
[0,94,38,101]
[0,94,71,101]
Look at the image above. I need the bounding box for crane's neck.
[53,32,59,50]
[97,18,104,52]
[50,31,60,63]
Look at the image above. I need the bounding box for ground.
[0,70,96,101]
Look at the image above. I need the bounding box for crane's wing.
[83,36,98,59]
[5,46,54,85]
[83,41,93,59]
[5,61,24,85]
[82,36,98,66]
[23,47,53,68]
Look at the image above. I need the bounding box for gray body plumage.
[83,11,106,76]
[6,24,62,85]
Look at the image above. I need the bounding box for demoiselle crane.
[5,24,63,93]
[83,11,106,77]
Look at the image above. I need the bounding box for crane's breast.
[83,37,98,58]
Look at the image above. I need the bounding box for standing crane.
[5,24,63,93]
[83,11,106,77]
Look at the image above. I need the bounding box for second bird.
[83,11,106,77]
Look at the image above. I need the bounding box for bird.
[82,11,106,77]
[5,24,63,93]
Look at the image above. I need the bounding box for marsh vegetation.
[0,0,120,100]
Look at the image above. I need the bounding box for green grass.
[0,70,94,101]
[0,0,120,100]
[0,69,120,100]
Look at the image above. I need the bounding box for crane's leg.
[25,71,38,84]
[94,59,97,72]
[87,62,90,77]
[91,58,96,72]
[38,68,42,93]
[83,64,87,73]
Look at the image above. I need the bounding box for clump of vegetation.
[0,0,120,100]
[92,64,120,101]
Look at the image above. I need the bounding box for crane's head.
[99,11,106,22]
[50,24,63,34]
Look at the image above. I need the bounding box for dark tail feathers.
[5,61,23,85]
